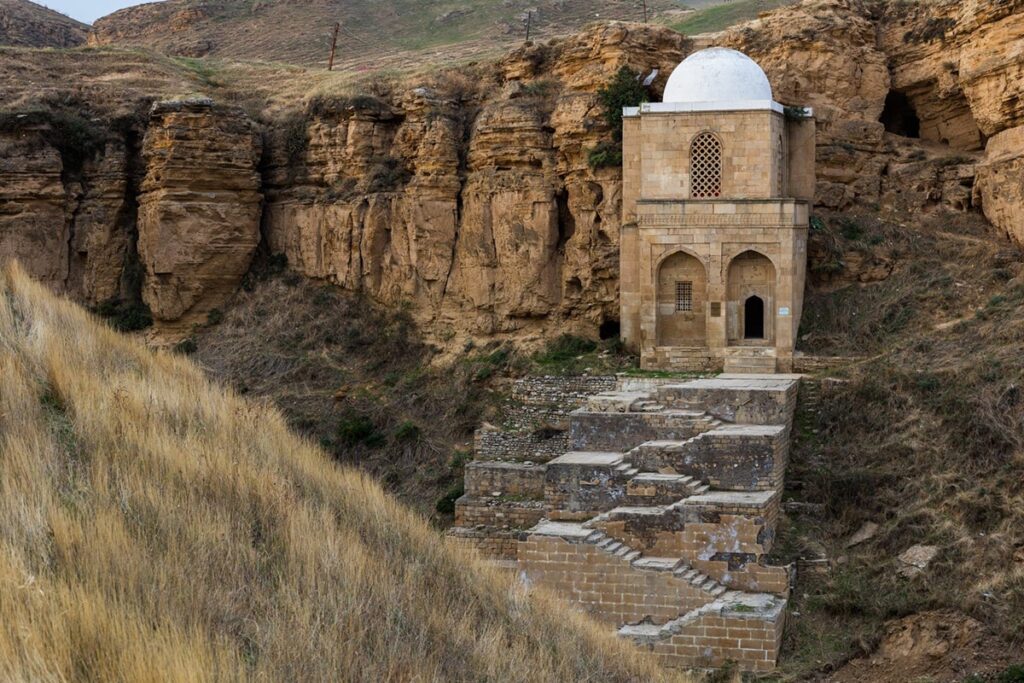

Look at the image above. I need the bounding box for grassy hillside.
[89,0,685,69]
[773,208,1024,678]
[188,263,636,519]
[672,0,795,35]
[0,261,683,682]
[87,0,796,71]
[0,0,88,47]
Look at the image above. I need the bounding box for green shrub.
[534,334,598,364]
[337,410,385,448]
[94,298,153,333]
[997,665,1024,683]
[435,482,464,514]
[588,141,623,169]
[595,66,646,141]
[394,420,420,442]
[206,309,224,326]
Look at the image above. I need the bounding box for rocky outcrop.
[0,122,74,291]
[0,0,88,48]
[138,100,262,333]
[0,117,133,304]
[5,1,1024,344]
[975,126,1024,244]
[262,24,687,341]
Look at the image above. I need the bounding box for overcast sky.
[36,1,160,24]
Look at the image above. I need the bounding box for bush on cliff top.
[0,262,685,682]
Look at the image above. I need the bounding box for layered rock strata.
[138,99,263,333]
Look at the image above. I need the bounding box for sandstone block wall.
[465,461,546,498]
[569,410,715,452]
[645,604,785,673]
[474,375,618,462]
[657,378,799,424]
[446,527,522,561]
[518,533,718,626]
[454,498,546,529]
[630,426,788,492]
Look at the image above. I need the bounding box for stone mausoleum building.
[620,48,816,373]
[446,48,812,674]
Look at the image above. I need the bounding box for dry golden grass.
[0,261,686,682]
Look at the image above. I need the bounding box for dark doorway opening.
[744,296,765,340]
[599,319,620,340]
[880,91,921,138]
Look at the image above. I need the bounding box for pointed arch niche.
[657,251,707,346]
[727,250,775,345]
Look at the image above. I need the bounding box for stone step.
[568,407,719,453]
[617,592,787,673]
[624,471,707,505]
[654,376,799,424]
[628,424,788,492]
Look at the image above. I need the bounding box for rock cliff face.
[138,100,263,333]
[0,117,134,305]
[3,0,1024,342]
[0,0,88,48]
[263,24,687,341]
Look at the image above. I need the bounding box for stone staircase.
[446,373,800,673]
[724,347,779,374]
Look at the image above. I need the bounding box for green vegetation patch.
[671,0,795,35]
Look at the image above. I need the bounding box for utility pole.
[525,10,532,42]
[642,0,648,23]
[327,22,340,71]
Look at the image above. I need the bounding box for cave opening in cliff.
[880,91,921,138]
[556,189,576,250]
[599,319,620,340]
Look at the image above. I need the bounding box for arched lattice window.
[690,132,722,199]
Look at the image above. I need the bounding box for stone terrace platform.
[446,373,800,673]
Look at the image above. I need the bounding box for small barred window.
[675,281,693,312]
[690,132,722,199]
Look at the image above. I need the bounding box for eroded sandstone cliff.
[3,0,1024,341]
[138,100,262,333]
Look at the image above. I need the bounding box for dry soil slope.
[0,0,88,47]
[0,261,684,683]
[88,0,693,68]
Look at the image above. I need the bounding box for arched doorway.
[744,296,765,339]
[726,251,775,345]
[657,251,707,346]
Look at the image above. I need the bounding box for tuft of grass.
[0,260,686,682]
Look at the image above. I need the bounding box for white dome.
[662,48,773,104]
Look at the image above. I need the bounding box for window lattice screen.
[690,133,722,199]
[675,281,693,312]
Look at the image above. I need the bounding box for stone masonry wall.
[446,527,522,562]
[630,426,788,491]
[570,411,714,452]
[474,428,570,463]
[454,499,546,528]
[518,534,718,626]
[645,606,785,673]
[475,375,618,462]
[464,461,546,498]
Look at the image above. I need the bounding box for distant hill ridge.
[0,0,89,47]
[88,0,692,67]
